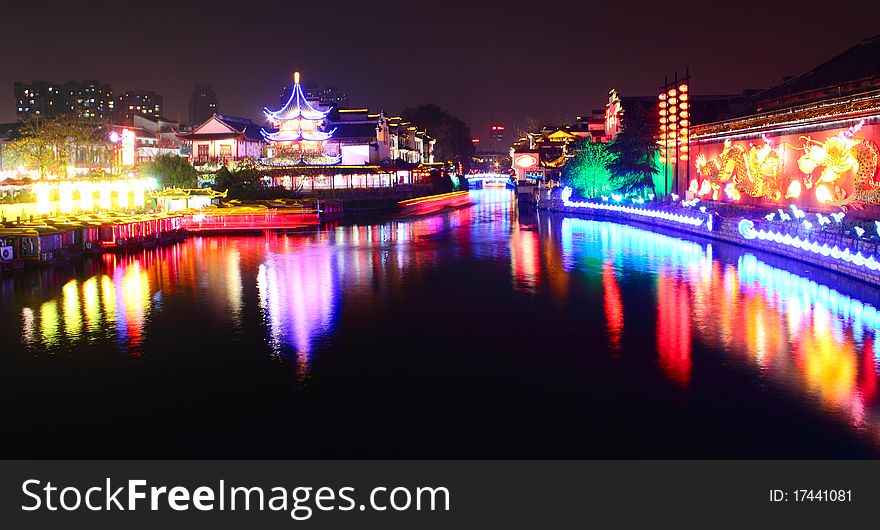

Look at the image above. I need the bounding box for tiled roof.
[692,88,880,140]
[215,115,266,142]
[331,122,378,139]
[179,114,266,142]
[754,34,880,109]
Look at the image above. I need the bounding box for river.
[2,188,879,458]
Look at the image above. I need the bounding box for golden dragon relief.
[694,132,879,209]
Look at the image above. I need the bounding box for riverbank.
[539,187,880,286]
[1,189,473,273]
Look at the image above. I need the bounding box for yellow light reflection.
[101,274,116,323]
[39,300,60,346]
[82,276,101,331]
[61,279,82,339]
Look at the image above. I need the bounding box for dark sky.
[3,0,878,144]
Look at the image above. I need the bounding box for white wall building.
[177,114,265,165]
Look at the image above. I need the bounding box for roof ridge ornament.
[263,71,331,122]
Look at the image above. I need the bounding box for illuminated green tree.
[140,154,198,189]
[562,141,614,198]
[605,103,659,197]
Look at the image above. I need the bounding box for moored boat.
[0,228,40,273]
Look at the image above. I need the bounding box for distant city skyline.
[2,0,878,139]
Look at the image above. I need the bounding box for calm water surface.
[2,189,880,457]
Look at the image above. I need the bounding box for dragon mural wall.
[691,120,880,210]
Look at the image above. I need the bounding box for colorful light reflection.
[257,240,338,381]
[560,216,880,435]
[20,259,153,352]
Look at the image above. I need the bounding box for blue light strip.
[738,219,880,271]
[561,187,706,228]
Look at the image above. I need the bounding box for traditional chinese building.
[259,74,438,191]
[178,72,438,191]
[387,117,435,164]
[261,71,339,166]
[688,34,880,213]
[129,115,183,163]
[510,127,578,181]
[325,108,392,165]
[177,114,265,166]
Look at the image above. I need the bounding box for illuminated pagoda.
[261,72,341,166]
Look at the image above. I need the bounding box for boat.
[398,191,472,217]
[0,228,40,273]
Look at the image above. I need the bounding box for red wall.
[687,120,880,213]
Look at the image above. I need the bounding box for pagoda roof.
[261,128,336,142]
[264,74,332,122]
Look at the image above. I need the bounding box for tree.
[605,103,659,197]
[401,103,475,169]
[5,115,108,177]
[211,160,264,199]
[562,141,614,198]
[428,169,456,194]
[140,154,198,189]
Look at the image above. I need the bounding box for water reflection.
[16,258,153,352]
[510,227,540,293]
[560,217,880,437]
[5,190,880,454]
[656,274,693,385]
[12,239,250,354]
[257,236,338,380]
[601,259,623,354]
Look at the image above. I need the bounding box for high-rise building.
[308,84,348,107]
[63,80,115,120]
[15,80,115,121]
[14,80,161,124]
[15,81,66,119]
[115,91,163,124]
[188,84,219,126]
[489,124,505,146]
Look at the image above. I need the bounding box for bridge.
[466,173,515,188]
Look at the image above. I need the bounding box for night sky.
[3,0,878,143]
